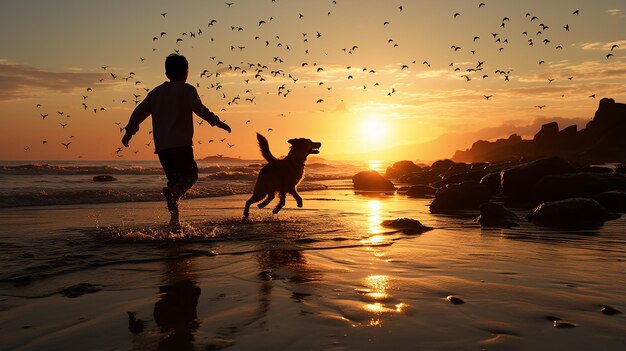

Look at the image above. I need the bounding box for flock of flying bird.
[25,1,621,158]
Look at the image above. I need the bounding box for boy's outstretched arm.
[190,89,231,133]
[122,98,151,146]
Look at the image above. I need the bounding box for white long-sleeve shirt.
[124,81,219,153]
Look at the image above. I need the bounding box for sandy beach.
[1,183,625,351]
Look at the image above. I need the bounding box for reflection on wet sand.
[153,254,201,351]
[358,199,409,326]
[256,246,319,302]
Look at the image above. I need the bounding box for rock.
[533,121,560,149]
[553,320,577,328]
[60,283,102,298]
[430,181,492,213]
[443,162,472,177]
[532,172,626,204]
[431,159,456,170]
[501,157,575,203]
[401,169,443,185]
[380,218,432,234]
[595,191,626,213]
[526,198,619,229]
[396,186,411,193]
[578,166,614,174]
[352,171,395,191]
[432,170,487,189]
[452,98,626,164]
[452,134,527,163]
[476,202,519,228]
[385,160,421,178]
[446,295,465,304]
[600,305,622,315]
[405,185,436,198]
[471,162,490,170]
[93,175,117,182]
[480,172,502,194]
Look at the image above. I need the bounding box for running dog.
[244,133,321,217]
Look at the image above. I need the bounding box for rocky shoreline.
[352,98,626,230]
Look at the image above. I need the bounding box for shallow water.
[1,183,625,350]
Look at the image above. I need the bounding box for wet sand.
[1,186,625,350]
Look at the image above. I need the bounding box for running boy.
[122,54,231,228]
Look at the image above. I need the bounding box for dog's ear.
[287,139,297,145]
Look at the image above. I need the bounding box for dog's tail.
[257,133,277,162]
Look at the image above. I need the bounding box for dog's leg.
[272,192,287,214]
[289,189,303,208]
[257,192,275,208]
[244,192,266,217]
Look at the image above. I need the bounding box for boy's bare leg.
[162,187,180,228]
[163,176,195,228]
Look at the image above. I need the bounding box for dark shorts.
[157,146,198,188]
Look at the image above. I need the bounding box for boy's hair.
[165,54,188,79]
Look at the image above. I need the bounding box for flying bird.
[62,142,72,149]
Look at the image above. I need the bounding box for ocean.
[1,160,625,350]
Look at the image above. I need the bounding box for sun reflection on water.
[361,200,386,245]
[358,275,409,326]
[367,200,382,234]
[367,160,384,173]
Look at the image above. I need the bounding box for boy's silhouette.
[122,54,231,228]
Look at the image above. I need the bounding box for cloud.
[0,60,107,101]
[607,9,622,16]
[578,40,626,51]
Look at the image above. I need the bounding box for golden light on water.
[361,200,384,245]
[367,200,382,235]
[365,275,389,291]
[367,160,384,173]
[359,274,408,325]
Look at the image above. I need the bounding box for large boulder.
[480,172,502,194]
[577,98,626,163]
[532,172,626,204]
[352,171,395,191]
[501,157,575,203]
[476,202,519,228]
[595,191,626,213]
[429,181,492,213]
[401,169,443,185]
[380,218,432,234]
[443,162,472,177]
[405,184,436,198]
[432,170,487,189]
[431,159,456,170]
[526,198,619,229]
[385,160,421,178]
[534,121,560,150]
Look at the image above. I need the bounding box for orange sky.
[0,0,624,161]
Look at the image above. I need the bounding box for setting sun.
[360,117,388,143]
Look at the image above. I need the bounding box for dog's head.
[287,138,321,156]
